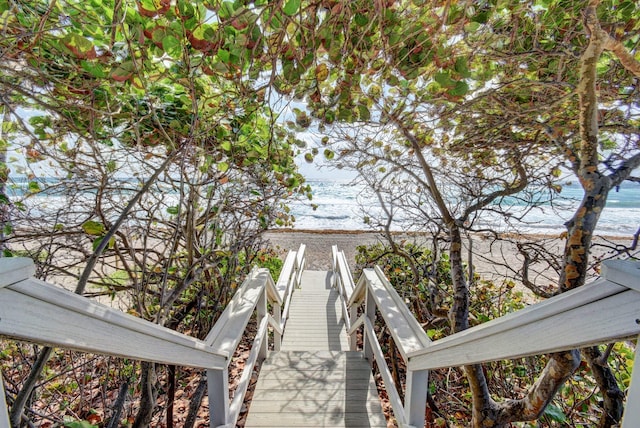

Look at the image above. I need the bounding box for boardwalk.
[245,270,386,427]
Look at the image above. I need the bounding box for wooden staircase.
[245,270,387,427]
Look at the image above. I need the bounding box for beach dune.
[264,229,634,291]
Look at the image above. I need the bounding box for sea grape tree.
[237,0,640,425]
[0,0,306,425]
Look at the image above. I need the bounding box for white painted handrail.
[331,246,356,349]
[345,263,431,428]
[276,243,306,347]
[331,249,430,427]
[0,260,227,369]
[405,259,640,428]
[0,253,303,428]
[336,253,640,428]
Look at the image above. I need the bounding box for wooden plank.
[294,244,306,287]
[207,367,229,427]
[228,316,269,425]
[255,378,375,390]
[621,334,640,428]
[348,273,367,307]
[0,279,226,369]
[335,251,355,299]
[205,269,269,357]
[247,349,386,428]
[408,276,625,361]
[0,257,35,288]
[365,268,431,360]
[264,274,281,308]
[251,388,380,402]
[364,317,407,427]
[263,350,367,367]
[0,376,9,428]
[257,368,373,381]
[274,251,296,299]
[408,286,640,371]
[295,244,306,271]
[245,411,386,427]
[602,260,640,293]
[248,398,383,413]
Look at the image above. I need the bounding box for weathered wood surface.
[205,268,276,357]
[245,271,386,427]
[351,267,430,361]
[0,376,9,427]
[281,270,349,351]
[0,257,34,288]
[0,270,226,370]
[407,275,640,371]
[246,351,386,427]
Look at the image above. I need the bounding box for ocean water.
[288,179,640,237]
[5,177,639,237]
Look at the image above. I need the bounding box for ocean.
[289,179,640,237]
[5,177,639,237]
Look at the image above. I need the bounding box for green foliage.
[355,241,637,425]
[253,248,284,279]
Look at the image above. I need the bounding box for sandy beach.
[264,229,636,289]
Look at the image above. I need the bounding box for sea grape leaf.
[217,161,229,172]
[92,236,115,251]
[111,61,135,82]
[283,0,300,16]
[82,220,106,236]
[315,63,329,82]
[448,80,469,96]
[61,34,97,59]
[162,35,182,58]
[543,404,567,423]
[81,60,108,78]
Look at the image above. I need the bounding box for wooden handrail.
[0,265,227,369]
[333,249,430,428]
[405,260,640,428]
[0,251,305,428]
[331,246,356,348]
[334,250,640,428]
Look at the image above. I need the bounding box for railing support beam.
[349,305,358,351]
[272,304,282,351]
[405,368,429,428]
[621,334,640,428]
[207,368,229,428]
[257,288,268,362]
[1,375,9,428]
[363,286,376,366]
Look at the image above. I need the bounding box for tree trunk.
[0,105,11,255]
[132,362,157,428]
[448,224,469,333]
[9,347,53,427]
[106,380,130,428]
[184,374,208,428]
[582,346,624,427]
[559,176,610,291]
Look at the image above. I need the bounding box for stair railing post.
[349,305,358,351]
[273,301,282,351]
[207,368,229,428]
[363,284,376,365]
[257,287,268,361]
[405,367,429,428]
[1,375,9,427]
[622,334,640,428]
